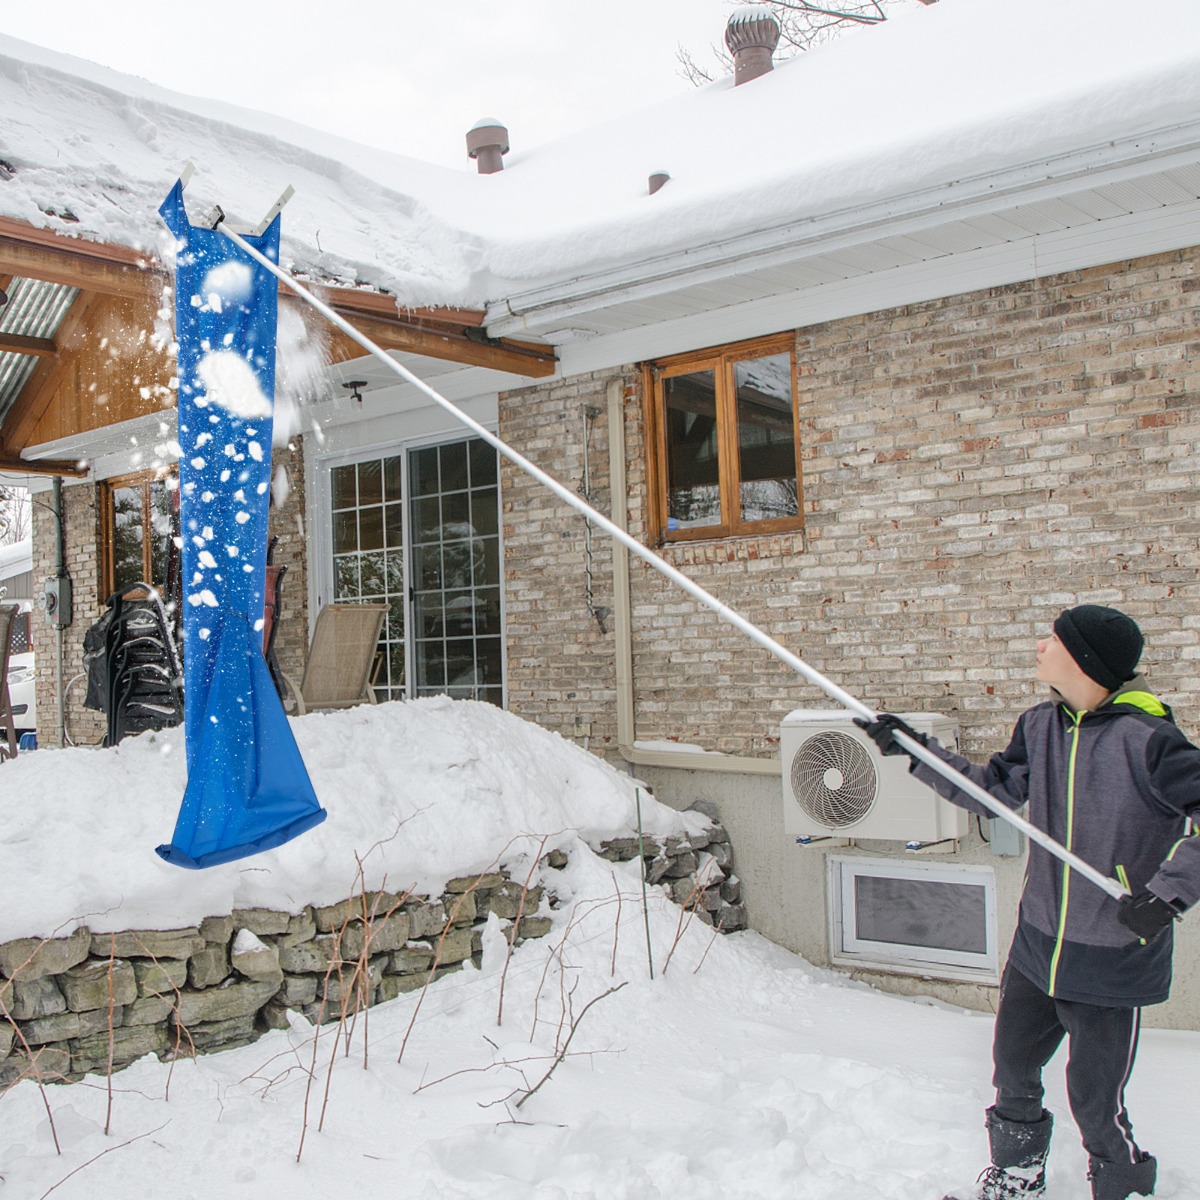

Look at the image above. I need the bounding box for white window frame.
[827,855,999,984]
[310,426,508,708]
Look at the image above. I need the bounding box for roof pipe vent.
[648,171,670,196]
[466,119,510,174]
[725,5,781,86]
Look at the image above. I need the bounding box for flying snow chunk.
[201,260,254,305]
[196,350,273,419]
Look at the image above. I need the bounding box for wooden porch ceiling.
[0,217,555,476]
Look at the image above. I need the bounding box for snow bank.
[0,697,704,942]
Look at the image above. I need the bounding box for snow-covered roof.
[3,0,1200,314]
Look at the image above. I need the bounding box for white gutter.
[607,378,779,778]
[486,121,1200,337]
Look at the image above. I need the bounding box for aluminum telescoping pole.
[216,221,1127,903]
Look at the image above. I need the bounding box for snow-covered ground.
[2,701,1199,1199]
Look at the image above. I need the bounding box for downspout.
[606,378,779,777]
[52,477,66,748]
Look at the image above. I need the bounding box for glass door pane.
[328,454,406,701]
[409,437,503,707]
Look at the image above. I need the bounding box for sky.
[1,0,738,169]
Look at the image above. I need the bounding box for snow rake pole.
[216,222,1127,904]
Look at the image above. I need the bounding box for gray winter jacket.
[913,677,1200,1007]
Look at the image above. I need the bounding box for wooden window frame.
[98,468,179,602]
[642,332,803,544]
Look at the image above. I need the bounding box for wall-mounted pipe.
[51,477,66,748]
[606,377,779,777]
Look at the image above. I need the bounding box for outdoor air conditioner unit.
[781,710,967,845]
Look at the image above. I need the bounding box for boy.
[859,606,1200,1200]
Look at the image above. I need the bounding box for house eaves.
[483,119,1200,342]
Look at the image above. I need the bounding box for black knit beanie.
[1053,605,1144,692]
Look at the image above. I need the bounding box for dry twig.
[513,982,627,1109]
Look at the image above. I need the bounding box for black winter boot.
[1088,1153,1157,1200]
[942,1108,1053,1200]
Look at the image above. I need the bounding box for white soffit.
[501,149,1200,348]
[551,194,1200,378]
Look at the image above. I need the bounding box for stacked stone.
[596,822,745,932]
[0,871,551,1089]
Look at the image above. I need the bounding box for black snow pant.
[991,961,1146,1168]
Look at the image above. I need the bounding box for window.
[100,471,181,606]
[330,453,406,701]
[326,436,503,707]
[409,439,503,707]
[828,856,999,983]
[645,334,802,542]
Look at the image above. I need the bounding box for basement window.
[644,334,802,542]
[828,856,999,983]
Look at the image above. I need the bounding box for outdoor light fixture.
[342,380,367,403]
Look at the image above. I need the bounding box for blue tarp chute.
[155,179,325,869]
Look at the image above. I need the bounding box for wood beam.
[0,451,88,479]
[0,220,556,416]
[0,332,56,357]
[0,218,158,300]
[324,313,555,377]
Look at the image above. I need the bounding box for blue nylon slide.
[155,179,325,869]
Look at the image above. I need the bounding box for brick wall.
[500,247,1200,760]
[32,483,105,746]
[499,370,623,743]
[266,439,308,690]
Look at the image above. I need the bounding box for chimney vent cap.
[467,120,510,155]
[725,5,781,50]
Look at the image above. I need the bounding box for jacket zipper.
[1047,708,1084,995]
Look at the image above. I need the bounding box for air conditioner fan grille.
[788,729,878,828]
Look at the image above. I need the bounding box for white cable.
[214,220,1127,902]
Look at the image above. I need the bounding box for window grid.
[327,437,502,708]
[645,333,803,544]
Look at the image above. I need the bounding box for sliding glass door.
[326,435,503,706]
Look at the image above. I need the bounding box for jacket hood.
[1049,674,1171,720]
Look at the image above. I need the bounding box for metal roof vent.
[648,171,670,196]
[725,5,781,86]
[467,119,510,174]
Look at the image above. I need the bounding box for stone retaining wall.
[0,827,741,1088]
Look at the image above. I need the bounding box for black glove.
[1117,891,1181,941]
[854,713,929,762]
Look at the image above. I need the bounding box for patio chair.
[261,537,288,701]
[0,603,18,762]
[280,602,388,716]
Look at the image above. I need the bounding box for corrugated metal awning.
[0,276,78,429]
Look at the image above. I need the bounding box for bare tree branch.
[678,0,912,84]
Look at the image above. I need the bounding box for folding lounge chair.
[0,604,18,762]
[261,537,289,701]
[281,602,388,716]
